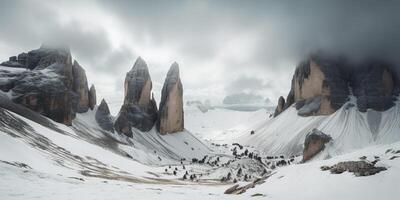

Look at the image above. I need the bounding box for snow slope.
[184,106,270,142]
[231,98,400,157]
[1,96,399,200]
[0,104,210,182]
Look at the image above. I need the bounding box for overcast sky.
[1,0,399,114]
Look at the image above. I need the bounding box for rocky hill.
[274,52,399,117]
[0,45,96,125]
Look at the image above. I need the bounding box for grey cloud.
[225,76,271,95]
[99,0,400,68]
[1,0,400,106]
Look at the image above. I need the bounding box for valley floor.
[1,106,399,200]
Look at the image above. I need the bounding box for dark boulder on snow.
[276,52,399,117]
[0,45,93,125]
[114,57,158,136]
[157,62,184,134]
[302,129,332,162]
[273,96,285,117]
[321,161,387,176]
[95,99,114,132]
[89,84,96,110]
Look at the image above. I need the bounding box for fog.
[1,0,399,113]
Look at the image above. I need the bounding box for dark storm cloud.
[99,0,400,68]
[1,0,400,108]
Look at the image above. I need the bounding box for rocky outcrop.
[275,52,399,117]
[95,99,114,132]
[157,62,184,134]
[302,129,332,162]
[0,45,94,125]
[114,57,158,136]
[72,61,89,113]
[89,84,96,110]
[273,96,285,117]
[350,61,396,112]
[321,161,387,176]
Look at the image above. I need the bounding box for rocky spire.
[72,61,89,113]
[89,84,97,110]
[157,62,184,134]
[114,57,158,136]
[95,99,114,132]
[273,96,285,117]
[123,56,152,105]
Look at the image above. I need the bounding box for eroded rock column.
[157,62,184,134]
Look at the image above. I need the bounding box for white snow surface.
[228,100,400,157]
[0,101,399,199]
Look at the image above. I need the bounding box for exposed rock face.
[350,62,396,112]
[114,57,158,136]
[95,99,114,132]
[273,96,285,117]
[276,52,399,117]
[89,84,96,110]
[72,61,89,113]
[302,129,332,162]
[157,62,184,134]
[321,161,387,176]
[0,45,93,125]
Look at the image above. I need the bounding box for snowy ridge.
[0,104,210,183]
[74,109,211,165]
[231,99,400,157]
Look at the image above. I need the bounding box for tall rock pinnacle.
[89,84,97,110]
[157,62,184,134]
[72,61,90,113]
[114,57,158,136]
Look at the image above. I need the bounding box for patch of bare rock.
[321,161,386,176]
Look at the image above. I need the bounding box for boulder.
[273,96,285,117]
[72,61,89,113]
[302,129,332,162]
[157,62,184,134]
[114,57,158,136]
[89,84,96,110]
[321,161,387,176]
[95,99,114,132]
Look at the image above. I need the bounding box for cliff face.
[157,62,184,134]
[0,45,96,125]
[275,53,398,117]
[114,57,158,136]
[72,61,90,113]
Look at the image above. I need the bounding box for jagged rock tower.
[0,44,97,125]
[114,57,158,137]
[157,62,184,134]
[95,99,114,132]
